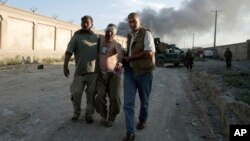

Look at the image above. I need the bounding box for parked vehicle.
[154,38,185,67]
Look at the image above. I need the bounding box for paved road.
[0,64,209,141]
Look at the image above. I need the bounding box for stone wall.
[216,42,248,60]
[0,5,127,62]
[247,40,250,60]
[205,40,250,60]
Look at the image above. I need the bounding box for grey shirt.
[66,30,99,75]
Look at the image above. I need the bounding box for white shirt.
[129,30,155,57]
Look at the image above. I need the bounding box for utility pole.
[211,10,222,58]
[192,33,195,49]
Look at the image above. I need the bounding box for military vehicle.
[154,38,185,67]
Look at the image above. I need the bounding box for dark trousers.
[185,61,193,70]
[226,59,231,69]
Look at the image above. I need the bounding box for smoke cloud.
[117,0,250,47]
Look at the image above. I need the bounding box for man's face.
[128,16,141,32]
[105,30,115,41]
[81,18,92,31]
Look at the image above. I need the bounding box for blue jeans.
[123,66,153,134]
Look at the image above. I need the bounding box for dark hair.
[107,23,117,29]
[128,12,140,19]
[81,15,93,23]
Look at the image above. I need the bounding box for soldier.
[184,49,194,71]
[63,15,99,124]
[224,47,232,69]
[95,23,123,127]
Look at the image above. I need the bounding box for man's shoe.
[100,118,107,126]
[106,120,114,127]
[136,121,146,130]
[71,114,80,121]
[122,133,135,141]
[85,116,94,124]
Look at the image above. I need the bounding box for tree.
[30,6,37,13]
[0,0,8,4]
[68,19,74,23]
[52,14,59,19]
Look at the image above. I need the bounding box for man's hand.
[115,62,123,71]
[123,56,131,62]
[63,65,70,77]
[63,52,72,77]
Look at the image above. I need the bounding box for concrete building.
[0,4,127,63]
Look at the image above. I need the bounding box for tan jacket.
[127,28,155,76]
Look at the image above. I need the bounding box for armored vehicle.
[154,38,185,67]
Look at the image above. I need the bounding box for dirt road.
[0,64,212,141]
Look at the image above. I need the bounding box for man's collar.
[131,27,142,35]
[105,38,115,43]
[81,29,94,34]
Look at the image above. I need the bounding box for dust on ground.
[0,62,214,141]
[0,59,249,141]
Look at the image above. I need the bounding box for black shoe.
[106,120,114,127]
[100,118,107,126]
[122,133,135,141]
[136,121,146,130]
[85,116,94,124]
[71,114,80,121]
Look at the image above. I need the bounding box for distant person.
[184,49,194,71]
[94,23,123,127]
[224,47,232,69]
[63,15,99,124]
[122,12,156,141]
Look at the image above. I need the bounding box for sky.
[3,0,250,48]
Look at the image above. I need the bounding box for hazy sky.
[4,0,250,48]
[5,0,181,29]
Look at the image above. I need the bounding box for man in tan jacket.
[122,12,155,141]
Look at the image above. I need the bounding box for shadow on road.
[156,65,185,68]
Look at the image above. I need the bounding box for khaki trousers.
[95,72,121,121]
[70,73,98,117]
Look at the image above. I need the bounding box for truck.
[154,38,185,67]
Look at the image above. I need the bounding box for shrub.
[235,91,250,105]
